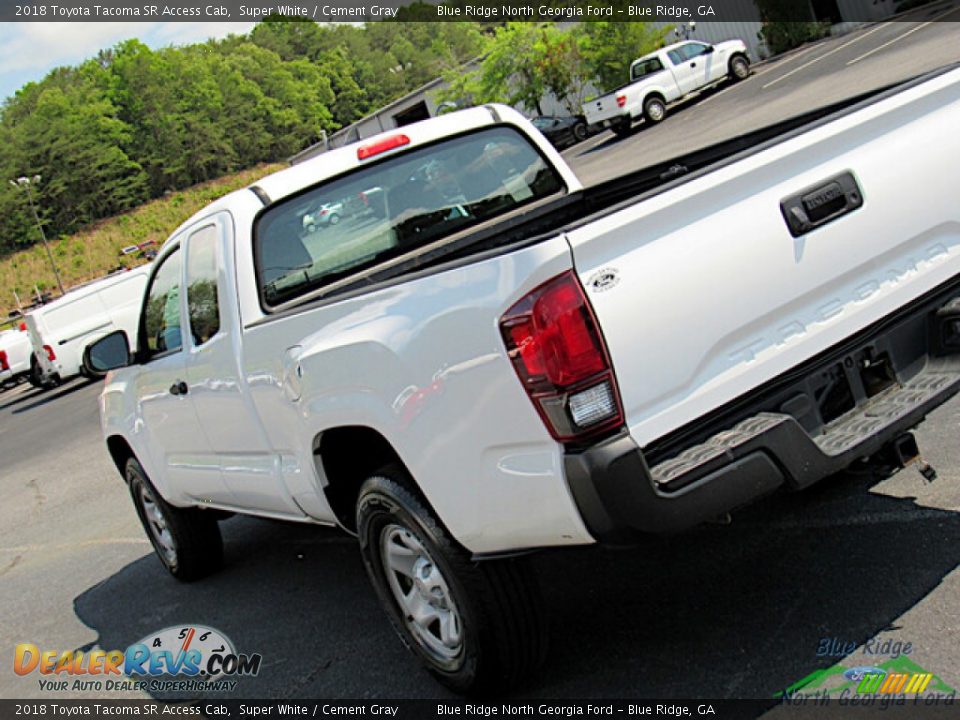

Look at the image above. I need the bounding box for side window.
[682,43,709,60]
[667,50,684,65]
[186,225,222,347]
[632,57,664,80]
[141,247,183,361]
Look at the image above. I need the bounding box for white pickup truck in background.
[87,64,960,694]
[583,39,751,135]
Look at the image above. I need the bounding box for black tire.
[643,95,667,124]
[126,457,223,582]
[573,121,588,142]
[28,355,44,389]
[611,119,633,137]
[729,54,750,81]
[357,469,547,695]
[328,213,340,226]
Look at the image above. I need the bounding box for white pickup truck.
[583,39,751,135]
[88,66,960,694]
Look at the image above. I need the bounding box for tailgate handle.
[780,171,863,237]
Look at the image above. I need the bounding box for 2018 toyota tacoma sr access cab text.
[88,65,960,694]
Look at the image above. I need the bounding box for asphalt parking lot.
[3,14,960,707]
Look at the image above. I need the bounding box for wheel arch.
[643,91,667,110]
[313,425,418,533]
[106,434,136,480]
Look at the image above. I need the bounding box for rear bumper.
[565,281,960,542]
[588,114,629,131]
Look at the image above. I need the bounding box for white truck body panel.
[98,70,960,556]
[569,68,960,447]
[101,106,594,553]
[26,267,150,383]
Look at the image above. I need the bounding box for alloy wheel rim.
[139,486,177,567]
[650,103,664,121]
[380,523,463,662]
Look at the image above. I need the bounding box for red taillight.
[500,271,624,442]
[0,350,8,372]
[44,344,56,361]
[357,134,410,161]
[319,208,329,216]
[18,322,26,331]
[616,94,627,108]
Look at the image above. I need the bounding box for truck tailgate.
[565,67,960,448]
[584,93,623,126]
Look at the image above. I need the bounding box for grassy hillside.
[1,163,284,317]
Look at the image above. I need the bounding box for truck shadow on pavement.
[576,82,738,158]
[73,466,960,705]
[0,377,97,415]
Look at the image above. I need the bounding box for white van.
[25,266,150,386]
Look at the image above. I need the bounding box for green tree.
[437,23,548,113]
[576,21,673,94]
[534,25,592,115]
[0,18,486,261]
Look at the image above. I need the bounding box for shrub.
[759,21,830,56]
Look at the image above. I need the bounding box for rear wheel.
[328,213,341,226]
[643,96,667,124]
[127,457,223,581]
[28,355,57,389]
[612,119,633,137]
[357,469,547,695]
[573,121,588,142]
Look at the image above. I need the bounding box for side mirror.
[704,45,715,54]
[83,330,132,376]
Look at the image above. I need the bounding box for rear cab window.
[631,57,665,81]
[255,126,565,310]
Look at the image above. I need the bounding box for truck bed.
[306,68,951,312]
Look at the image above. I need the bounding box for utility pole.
[10,175,65,296]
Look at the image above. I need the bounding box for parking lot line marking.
[0,538,150,553]
[846,6,960,65]
[761,22,892,89]
[692,44,824,109]
[751,42,823,77]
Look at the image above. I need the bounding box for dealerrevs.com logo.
[14,625,262,693]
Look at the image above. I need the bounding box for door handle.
[690,62,697,67]
[780,171,864,237]
[169,380,189,396]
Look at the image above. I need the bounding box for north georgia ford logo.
[14,625,262,692]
